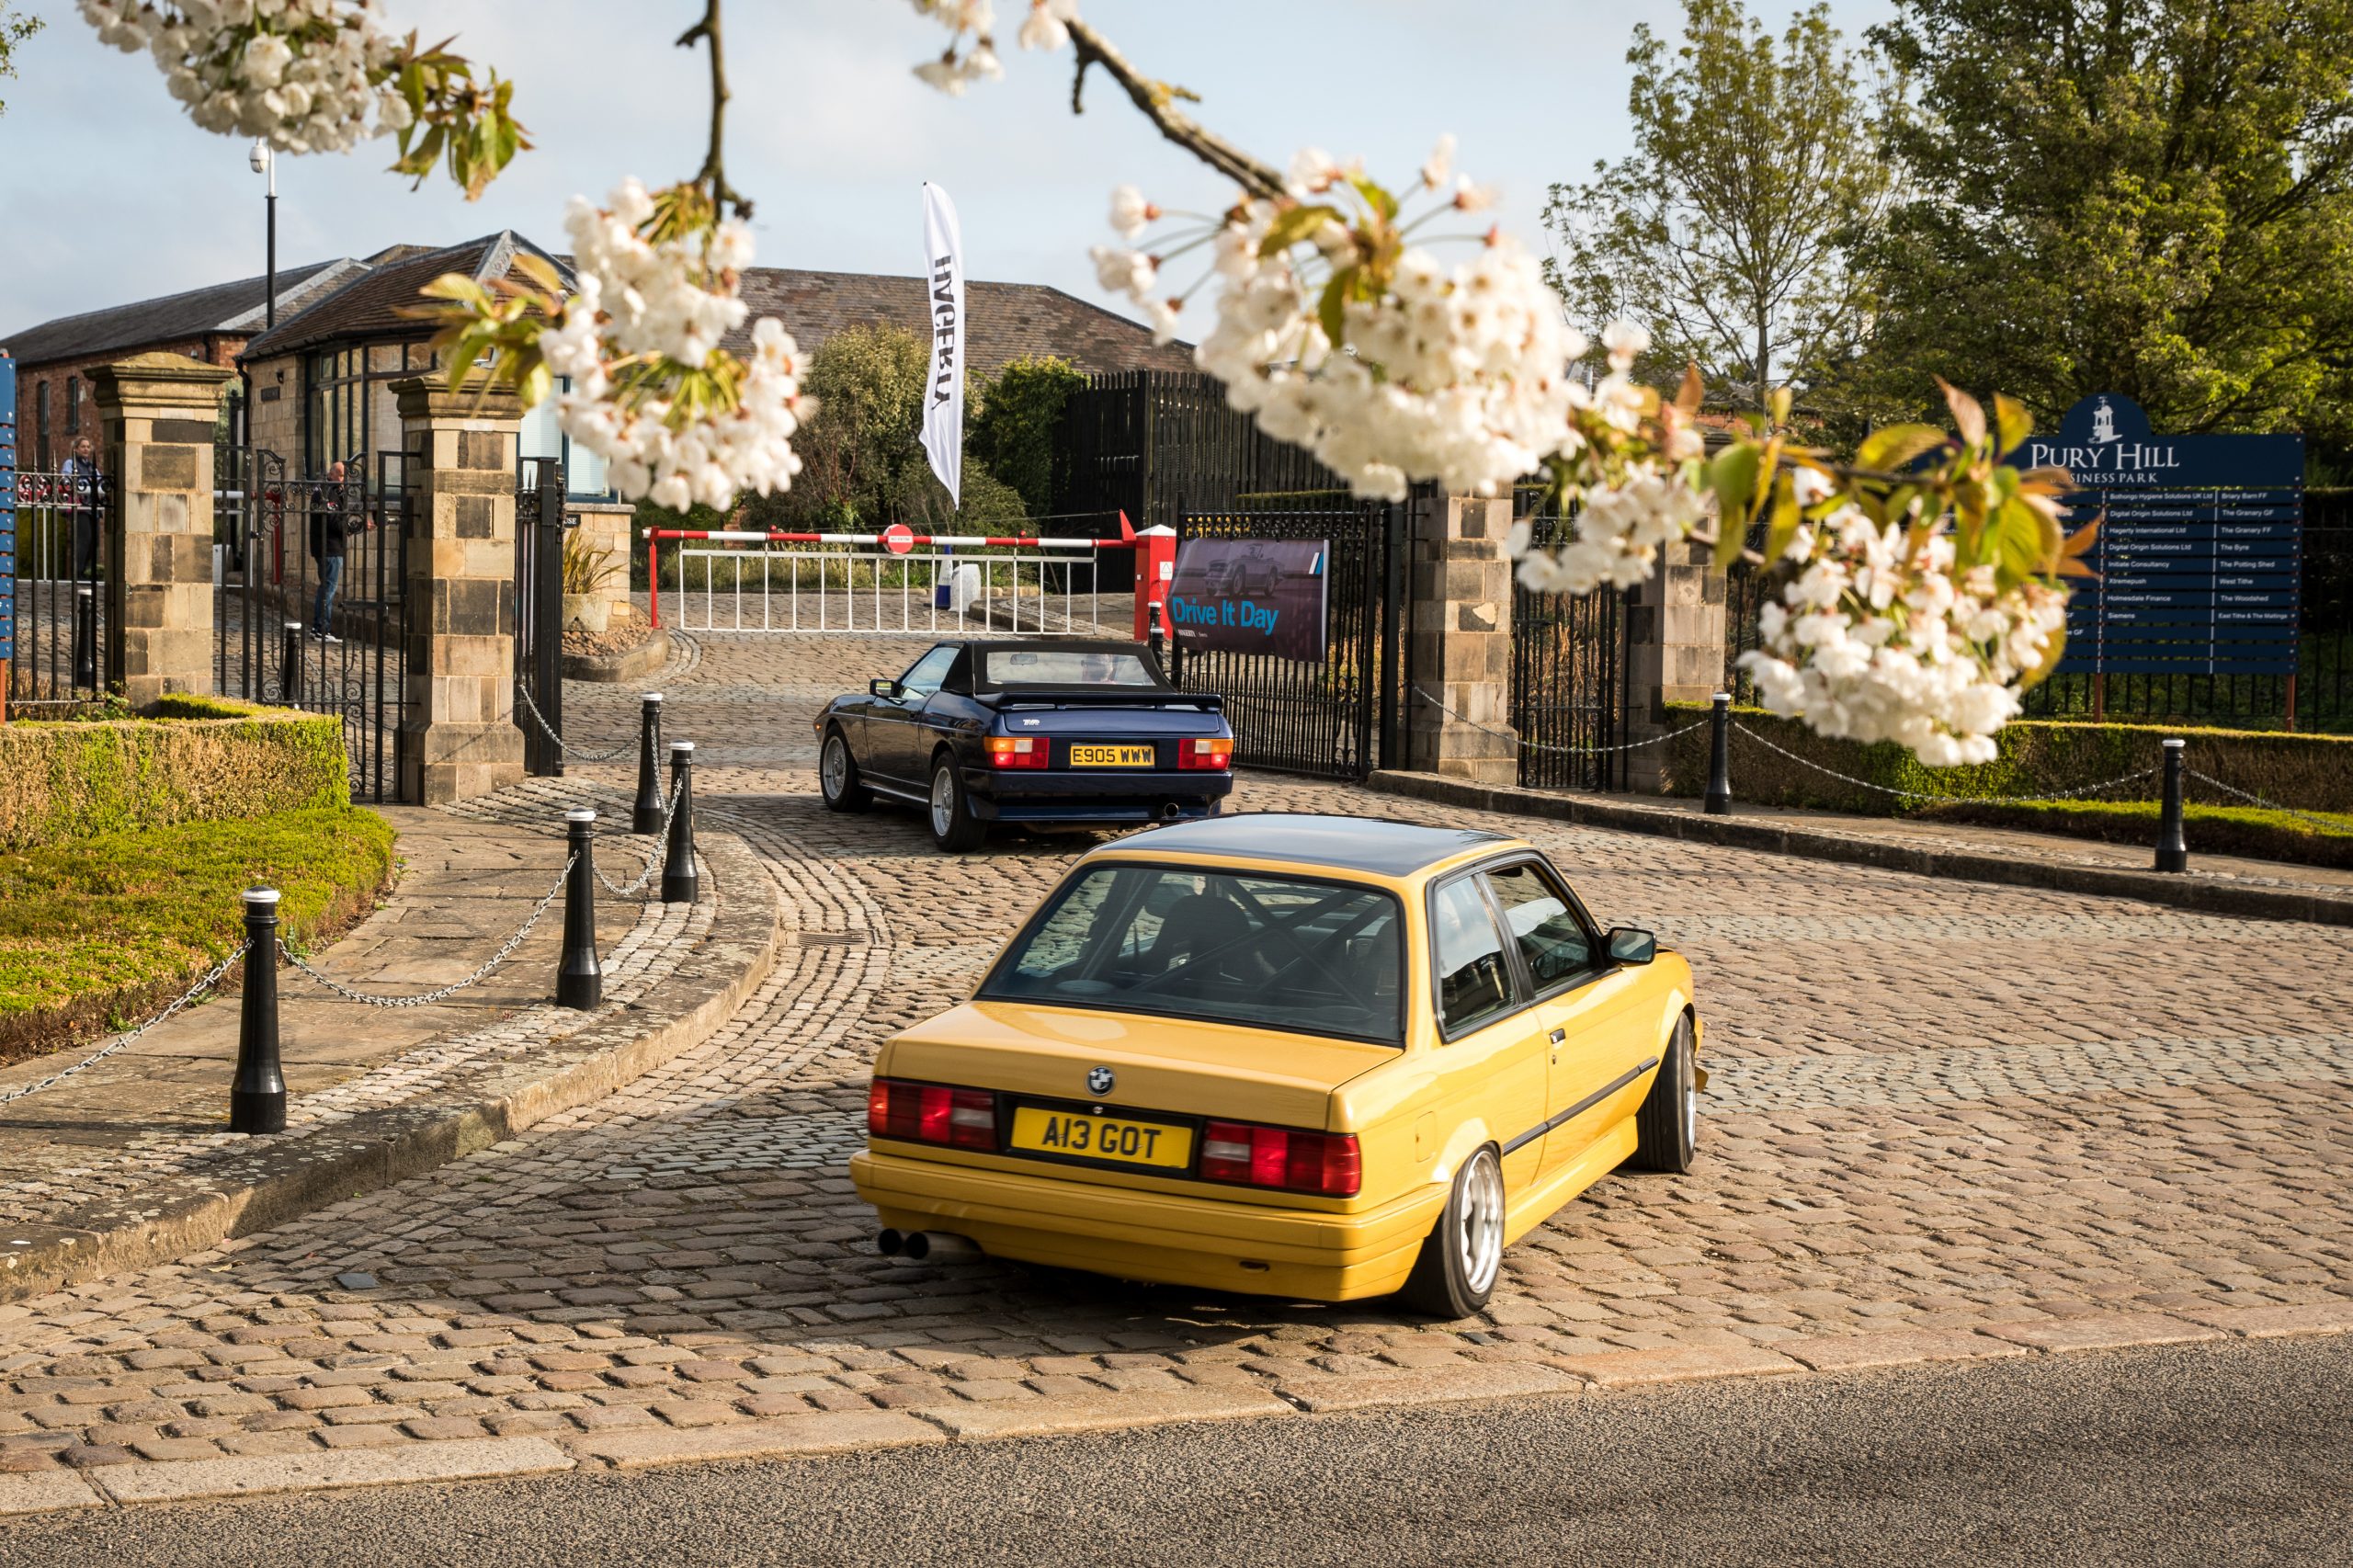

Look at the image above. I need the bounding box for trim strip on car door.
[1499,1056,1661,1156]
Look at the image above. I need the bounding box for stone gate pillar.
[93,352,235,706]
[1404,494,1518,784]
[1621,540,1729,793]
[395,379,525,804]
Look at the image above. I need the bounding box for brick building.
[2,257,369,471]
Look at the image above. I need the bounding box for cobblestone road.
[2,632,2347,1479]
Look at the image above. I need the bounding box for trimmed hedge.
[0,806,396,1062]
[0,699,348,851]
[1662,704,2353,819]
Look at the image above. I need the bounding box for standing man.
[60,435,102,583]
[307,460,352,643]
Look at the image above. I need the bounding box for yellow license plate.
[1068,744,1156,767]
[1009,1107,1193,1169]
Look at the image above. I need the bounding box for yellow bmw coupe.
[850,813,1703,1317]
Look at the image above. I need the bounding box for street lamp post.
[248,138,277,328]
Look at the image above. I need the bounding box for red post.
[645,530,662,630]
[1133,524,1176,642]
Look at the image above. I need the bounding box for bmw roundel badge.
[1086,1065,1116,1096]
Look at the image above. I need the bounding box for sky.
[0,0,1895,338]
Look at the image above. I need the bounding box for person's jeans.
[312,555,345,634]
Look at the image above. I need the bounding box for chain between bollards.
[1703,692,1733,816]
[2154,737,2188,873]
[230,888,286,1134]
[558,808,603,1009]
[632,693,667,833]
[662,740,699,904]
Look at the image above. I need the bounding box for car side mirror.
[870,677,903,700]
[1606,927,1656,965]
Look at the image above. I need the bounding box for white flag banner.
[920,181,965,507]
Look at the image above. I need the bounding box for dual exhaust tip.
[876,1228,978,1261]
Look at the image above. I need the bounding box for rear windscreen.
[983,648,1158,687]
[981,864,1404,1045]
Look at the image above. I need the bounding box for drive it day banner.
[1165,539,1329,661]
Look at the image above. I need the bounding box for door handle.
[1548,1028,1566,1044]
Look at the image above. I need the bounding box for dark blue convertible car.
[813,639,1235,851]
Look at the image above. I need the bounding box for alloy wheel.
[1458,1150,1505,1295]
[929,767,956,837]
[822,736,847,801]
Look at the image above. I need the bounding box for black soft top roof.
[961,639,1167,690]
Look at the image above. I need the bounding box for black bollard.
[662,740,699,904]
[557,808,603,1009]
[631,692,667,834]
[280,619,304,703]
[73,584,97,690]
[2154,737,2188,873]
[1703,692,1733,816]
[229,888,287,1134]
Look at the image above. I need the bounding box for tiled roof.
[1,258,364,367]
[239,232,574,360]
[731,268,1194,379]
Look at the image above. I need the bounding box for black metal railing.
[515,459,567,777]
[1507,502,1633,791]
[1172,502,1402,780]
[7,469,108,708]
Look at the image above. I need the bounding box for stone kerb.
[395,378,526,804]
[93,352,237,707]
[1405,493,1518,785]
[1622,540,1728,793]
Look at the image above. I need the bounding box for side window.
[1483,861,1597,994]
[1430,878,1517,1035]
[898,645,957,697]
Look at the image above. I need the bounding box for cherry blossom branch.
[1063,16,1283,201]
[676,0,751,220]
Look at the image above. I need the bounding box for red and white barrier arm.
[638,528,1140,550]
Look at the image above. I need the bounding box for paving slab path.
[0,630,2346,1506]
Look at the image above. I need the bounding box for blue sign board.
[2008,393,2302,676]
[0,356,14,669]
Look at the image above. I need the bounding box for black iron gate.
[515,459,566,777]
[6,467,108,708]
[1171,502,1404,780]
[214,448,413,801]
[1508,507,1631,791]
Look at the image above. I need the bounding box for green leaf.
[1707,443,1761,536]
[1992,495,2059,585]
[1258,203,1344,258]
[515,358,552,413]
[1347,175,1399,223]
[1761,474,1802,567]
[1992,392,2032,456]
[1318,269,1350,349]
[1855,423,1946,473]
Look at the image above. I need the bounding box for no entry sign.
[881,523,915,556]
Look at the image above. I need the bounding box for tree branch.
[677,0,751,220]
[1063,16,1285,201]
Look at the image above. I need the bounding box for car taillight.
[1176,737,1233,771]
[868,1079,997,1151]
[1199,1119,1360,1197]
[985,735,1051,769]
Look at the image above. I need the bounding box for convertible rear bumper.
[963,767,1233,824]
[852,1145,1438,1301]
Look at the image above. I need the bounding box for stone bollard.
[1703,692,1733,816]
[2154,738,2188,873]
[230,888,287,1134]
[662,739,699,904]
[632,693,667,834]
[558,808,603,1010]
[279,619,304,704]
[73,584,97,690]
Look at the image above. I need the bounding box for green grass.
[1915,798,2353,869]
[0,807,398,1062]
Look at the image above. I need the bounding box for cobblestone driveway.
[2,632,2348,1476]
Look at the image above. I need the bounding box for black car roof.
[1102,813,1515,877]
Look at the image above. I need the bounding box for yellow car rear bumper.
[851,1146,1444,1302]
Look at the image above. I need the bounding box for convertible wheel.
[1627,1012,1699,1174]
[1398,1145,1505,1319]
[927,755,987,853]
[820,730,870,812]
